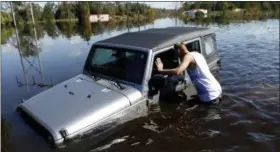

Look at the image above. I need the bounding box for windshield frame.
[84,45,149,86]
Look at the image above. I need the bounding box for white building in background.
[232,8,243,12]
[184,9,208,18]
[89,14,110,23]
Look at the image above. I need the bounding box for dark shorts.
[189,95,222,105]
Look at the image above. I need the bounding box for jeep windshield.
[85,46,148,85]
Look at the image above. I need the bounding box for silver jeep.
[18,27,220,148]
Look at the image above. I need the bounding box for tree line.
[180,1,279,13]
[1,2,157,26]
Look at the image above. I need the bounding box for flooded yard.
[1,18,279,152]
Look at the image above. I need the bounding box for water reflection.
[78,22,92,41]
[44,22,59,39]
[3,14,156,46]
[2,13,278,46]
[8,24,43,57]
[1,118,11,152]
[10,18,53,93]
[1,26,14,44]
[179,13,278,27]
[56,21,78,39]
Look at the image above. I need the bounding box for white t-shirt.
[187,52,222,102]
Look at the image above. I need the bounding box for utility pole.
[213,1,216,23]
[10,2,29,92]
[175,2,178,26]
[126,2,130,32]
[137,1,140,31]
[29,2,36,25]
[30,2,44,86]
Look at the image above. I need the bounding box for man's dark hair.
[174,42,184,50]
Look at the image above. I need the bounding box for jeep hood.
[19,74,142,141]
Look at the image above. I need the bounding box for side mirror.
[149,74,186,90]
[148,74,167,90]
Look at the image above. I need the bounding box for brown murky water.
[2,18,279,152]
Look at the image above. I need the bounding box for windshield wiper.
[87,65,125,90]
[111,78,125,90]
[91,75,98,81]
[85,71,98,82]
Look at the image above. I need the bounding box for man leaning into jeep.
[155,43,222,104]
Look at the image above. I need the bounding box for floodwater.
[1,18,279,152]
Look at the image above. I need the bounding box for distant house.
[184,9,208,18]
[232,8,243,12]
[89,14,110,23]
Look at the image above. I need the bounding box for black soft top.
[95,27,215,52]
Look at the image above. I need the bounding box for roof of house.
[95,27,215,52]
[90,14,109,15]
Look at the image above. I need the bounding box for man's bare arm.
[156,54,193,76]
